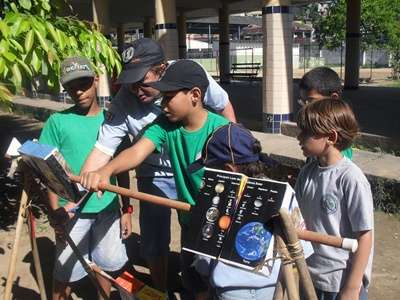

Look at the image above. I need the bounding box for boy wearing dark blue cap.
[189,123,278,300]
[80,59,229,299]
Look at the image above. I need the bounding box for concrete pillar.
[155,0,179,60]
[344,0,361,89]
[92,0,111,106]
[117,23,125,54]
[144,17,155,38]
[92,0,110,34]
[177,12,187,59]
[218,1,230,83]
[262,0,293,134]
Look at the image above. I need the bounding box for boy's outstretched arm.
[340,230,373,300]
[220,100,237,122]
[81,147,112,174]
[80,137,156,192]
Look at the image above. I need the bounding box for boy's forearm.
[220,100,237,122]
[47,190,59,210]
[81,147,112,174]
[102,137,156,177]
[344,230,373,290]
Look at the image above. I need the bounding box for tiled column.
[219,1,230,83]
[117,23,125,54]
[262,0,293,133]
[155,0,179,60]
[92,0,111,107]
[177,12,187,59]
[143,17,155,38]
[344,0,361,89]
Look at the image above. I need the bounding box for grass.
[375,79,400,88]
[387,80,400,87]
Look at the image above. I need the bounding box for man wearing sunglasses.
[39,56,130,299]
[81,38,237,296]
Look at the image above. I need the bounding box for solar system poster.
[183,168,295,275]
[182,168,245,259]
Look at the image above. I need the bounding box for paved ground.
[0,112,399,299]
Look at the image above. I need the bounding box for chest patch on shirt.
[321,194,338,215]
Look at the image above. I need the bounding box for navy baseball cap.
[116,38,165,84]
[146,60,209,92]
[188,123,262,173]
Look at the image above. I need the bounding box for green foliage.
[0,0,121,105]
[300,0,400,78]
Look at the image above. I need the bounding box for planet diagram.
[235,222,272,262]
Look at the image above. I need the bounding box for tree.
[0,0,122,105]
[299,0,400,79]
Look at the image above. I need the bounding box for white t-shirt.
[95,60,229,177]
[295,157,374,292]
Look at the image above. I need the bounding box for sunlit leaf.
[16,18,31,35]
[31,49,41,73]
[3,51,17,62]
[25,30,35,52]
[10,39,24,53]
[11,64,22,86]
[0,21,10,38]
[17,58,33,76]
[19,0,32,10]
[34,29,49,52]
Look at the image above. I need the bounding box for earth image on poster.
[235,222,272,261]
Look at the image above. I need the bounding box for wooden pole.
[70,175,191,212]
[27,208,47,300]
[274,226,299,300]
[279,208,317,300]
[3,188,29,300]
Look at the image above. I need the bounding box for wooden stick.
[296,228,358,252]
[274,226,299,300]
[4,188,29,300]
[279,208,317,300]
[27,207,47,300]
[70,175,191,212]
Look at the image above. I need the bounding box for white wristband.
[342,238,358,253]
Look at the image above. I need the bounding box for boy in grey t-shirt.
[295,99,374,299]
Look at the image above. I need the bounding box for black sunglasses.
[64,77,94,91]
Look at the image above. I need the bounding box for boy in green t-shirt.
[299,67,353,159]
[40,57,130,299]
[80,60,229,299]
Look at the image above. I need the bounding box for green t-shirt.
[341,147,353,160]
[39,107,118,213]
[144,111,229,224]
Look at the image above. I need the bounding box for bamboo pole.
[274,227,299,300]
[279,208,317,300]
[3,188,29,300]
[27,208,47,300]
[70,175,191,212]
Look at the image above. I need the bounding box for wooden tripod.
[272,208,317,300]
[4,169,47,300]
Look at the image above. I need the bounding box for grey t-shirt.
[295,157,374,292]
[95,61,229,177]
